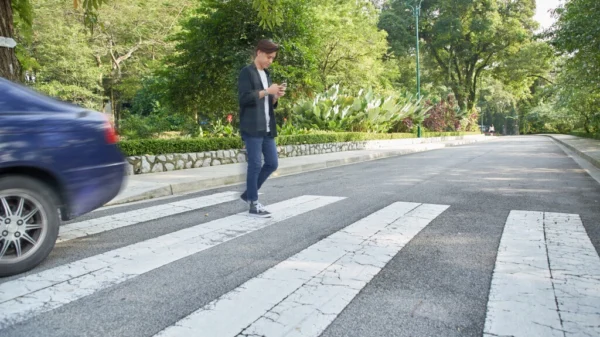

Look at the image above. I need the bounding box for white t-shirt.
[257,69,270,133]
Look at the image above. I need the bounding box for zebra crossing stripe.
[484,211,600,337]
[57,191,247,243]
[0,195,344,330]
[483,211,562,337]
[153,202,449,337]
[544,212,600,337]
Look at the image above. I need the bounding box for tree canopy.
[2,0,597,138]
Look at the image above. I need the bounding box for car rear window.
[0,80,79,113]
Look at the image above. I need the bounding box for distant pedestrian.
[489,124,495,135]
[237,39,287,217]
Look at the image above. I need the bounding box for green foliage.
[553,74,600,134]
[12,0,34,53]
[14,0,192,115]
[129,76,170,116]
[570,132,600,141]
[380,0,538,110]
[422,94,462,132]
[119,111,241,140]
[7,0,573,143]
[12,0,33,26]
[119,138,244,156]
[158,0,397,121]
[119,111,194,139]
[313,0,392,92]
[91,0,194,115]
[276,119,313,136]
[13,0,109,34]
[22,0,104,110]
[291,84,431,133]
[204,119,239,138]
[160,0,320,118]
[276,132,415,146]
[478,78,517,132]
[118,131,479,155]
[252,0,284,29]
[74,0,110,33]
[549,0,600,91]
[493,41,555,100]
[547,0,600,135]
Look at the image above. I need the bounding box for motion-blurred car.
[0,77,126,277]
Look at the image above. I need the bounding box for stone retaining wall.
[125,135,482,175]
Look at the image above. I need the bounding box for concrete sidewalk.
[545,134,600,170]
[106,136,492,206]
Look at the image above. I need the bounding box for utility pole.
[409,0,424,138]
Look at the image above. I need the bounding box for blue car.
[0,77,126,277]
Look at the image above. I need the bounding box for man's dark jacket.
[237,63,278,137]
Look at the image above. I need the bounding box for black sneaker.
[240,192,248,204]
[249,201,271,218]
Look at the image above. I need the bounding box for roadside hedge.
[570,131,600,140]
[118,132,481,156]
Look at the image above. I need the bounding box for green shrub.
[291,85,431,133]
[118,138,244,156]
[276,132,416,145]
[421,131,478,137]
[118,132,481,156]
[570,131,600,140]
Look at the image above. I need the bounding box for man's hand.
[267,84,280,95]
[275,83,286,98]
[259,84,282,100]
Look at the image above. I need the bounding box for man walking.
[237,39,286,217]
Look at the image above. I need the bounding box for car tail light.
[104,120,119,144]
[99,112,119,144]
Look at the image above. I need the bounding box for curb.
[105,137,490,206]
[544,135,600,170]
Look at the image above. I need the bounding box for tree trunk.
[0,0,20,81]
[450,84,466,111]
[467,86,476,111]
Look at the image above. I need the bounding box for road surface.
[1,135,599,337]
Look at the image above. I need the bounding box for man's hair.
[255,39,279,55]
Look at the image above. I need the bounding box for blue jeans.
[242,132,279,202]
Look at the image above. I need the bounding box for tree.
[89,0,193,128]
[1,0,29,80]
[487,40,555,135]
[379,0,538,112]
[158,0,322,121]
[2,0,292,82]
[313,0,391,92]
[1,0,108,81]
[548,0,600,135]
[12,0,192,131]
[553,57,600,134]
[549,0,600,92]
[24,0,104,109]
[492,41,555,100]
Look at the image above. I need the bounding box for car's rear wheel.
[0,176,59,277]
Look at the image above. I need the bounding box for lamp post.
[408,0,424,138]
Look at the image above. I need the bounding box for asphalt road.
[1,135,599,337]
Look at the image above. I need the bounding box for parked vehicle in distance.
[0,77,126,277]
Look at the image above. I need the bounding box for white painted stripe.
[57,191,245,243]
[153,202,449,337]
[0,195,344,330]
[545,212,600,337]
[484,211,565,337]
